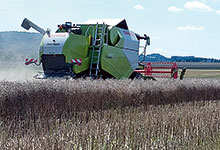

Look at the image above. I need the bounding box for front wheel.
[129,72,142,79]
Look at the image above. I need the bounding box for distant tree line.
[139,54,220,63]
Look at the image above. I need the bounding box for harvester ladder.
[89,23,106,78]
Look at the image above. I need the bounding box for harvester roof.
[84,19,128,29]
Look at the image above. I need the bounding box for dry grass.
[182,69,220,79]
[0,79,220,149]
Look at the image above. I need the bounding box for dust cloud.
[0,61,41,81]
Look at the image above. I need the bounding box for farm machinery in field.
[22,18,184,79]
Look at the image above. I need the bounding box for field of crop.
[0,79,220,149]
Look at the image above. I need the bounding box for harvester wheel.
[142,76,156,80]
[130,72,142,79]
[180,68,187,80]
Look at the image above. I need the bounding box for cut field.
[0,79,220,149]
[176,62,220,79]
[182,69,220,79]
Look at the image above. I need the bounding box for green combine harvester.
[22,18,152,79]
[24,18,190,81]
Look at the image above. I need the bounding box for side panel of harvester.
[62,34,90,73]
[101,27,139,79]
[101,46,133,78]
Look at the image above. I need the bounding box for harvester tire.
[130,72,142,79]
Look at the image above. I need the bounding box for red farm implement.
[135,62,179,79]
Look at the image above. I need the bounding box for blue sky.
[0,0,220,58]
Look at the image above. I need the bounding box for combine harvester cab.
[22,18,184,79]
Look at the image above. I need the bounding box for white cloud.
[184,1,213,12]
[168,6,184,13]
[133,4,144,10]
[216,10,220,14]
[177,25,205,31]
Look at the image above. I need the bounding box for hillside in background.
[0,31,42,62]
[140,54,220,63]
[0,31,219,63]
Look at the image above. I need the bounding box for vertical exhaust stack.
[21,18,46,35]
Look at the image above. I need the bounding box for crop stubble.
[0,79,220,149]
